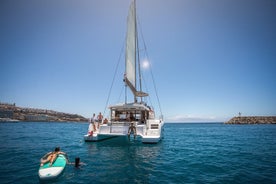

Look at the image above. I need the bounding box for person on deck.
[40,147,67,167]
[97,112,103,128]
[88,113,96,135]
[126,112,134,121]
[91,113,96,131]
[91,113,96,122]
[126,112,130,121]
[130,112,135,121]
[103,118,108,124]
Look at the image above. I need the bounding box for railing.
[99,121,147,136]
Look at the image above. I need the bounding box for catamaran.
[84,0,164,143]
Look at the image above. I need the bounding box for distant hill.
[225,116,276,124]
[0,103,88,122]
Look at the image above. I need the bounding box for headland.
[0,103,88,122]
[225,116,276,124]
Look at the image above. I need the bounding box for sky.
[1,0,275,122]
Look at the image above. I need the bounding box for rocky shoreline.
[0,103,88,122]
[225,116,276,124]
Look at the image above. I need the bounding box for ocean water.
[0,122,275,184]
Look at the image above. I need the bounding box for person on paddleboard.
[40,147,67,166]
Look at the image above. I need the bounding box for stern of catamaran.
[97,102,163,142]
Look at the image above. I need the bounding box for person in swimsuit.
[128,122,137,139]
[40,147,66,166]
[97,112,103,128]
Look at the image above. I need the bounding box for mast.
[134,0,147,103]
[135,1,143,102]
[134,0,137,103]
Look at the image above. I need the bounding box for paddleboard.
[38,154,67,180]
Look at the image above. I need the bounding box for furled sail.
[125,0,148,99]
[125,0,136,90]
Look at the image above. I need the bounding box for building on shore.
[0,109,14,119]
[0,102,88,122]
[25,115,49,121]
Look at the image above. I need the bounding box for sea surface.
[0,122,275,184]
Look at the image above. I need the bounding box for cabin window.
[111,109,148,123]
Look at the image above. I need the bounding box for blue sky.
[1,0,275,122]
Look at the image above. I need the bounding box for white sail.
[125,0,136,89]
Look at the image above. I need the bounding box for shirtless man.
[128,122,137,139]
[97,112,103,128]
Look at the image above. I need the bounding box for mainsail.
[125,1,136,90]
[125,0,148,99]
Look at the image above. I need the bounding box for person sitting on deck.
[40,147,67,167]
[103,118,108,124]
[130,113,135,121]
[126,112,135,122]
[126,112,130,121]
[115,114,120,121]
[128,122,137,139]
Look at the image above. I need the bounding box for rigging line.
[137,18,163,117]
[141,73,153,107]
[117,85,125,103]
[103,43,124,117]
[149,61,163,116]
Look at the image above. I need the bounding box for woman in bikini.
[40,147,66,166]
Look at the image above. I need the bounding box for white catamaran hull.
[84,119,164,143]
[84,133,118,142]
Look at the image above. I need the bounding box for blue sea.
[0,122,275,184]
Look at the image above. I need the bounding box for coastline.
[225,116,276,124]
[0,103,88,122]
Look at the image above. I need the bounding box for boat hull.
[84,120,164,144]
[84,133,117,142]
[142,135,162,144]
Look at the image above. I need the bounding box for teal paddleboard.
[38,154,67,180]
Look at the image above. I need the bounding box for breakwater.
[225,116,276,124]
[0,103,88,122]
